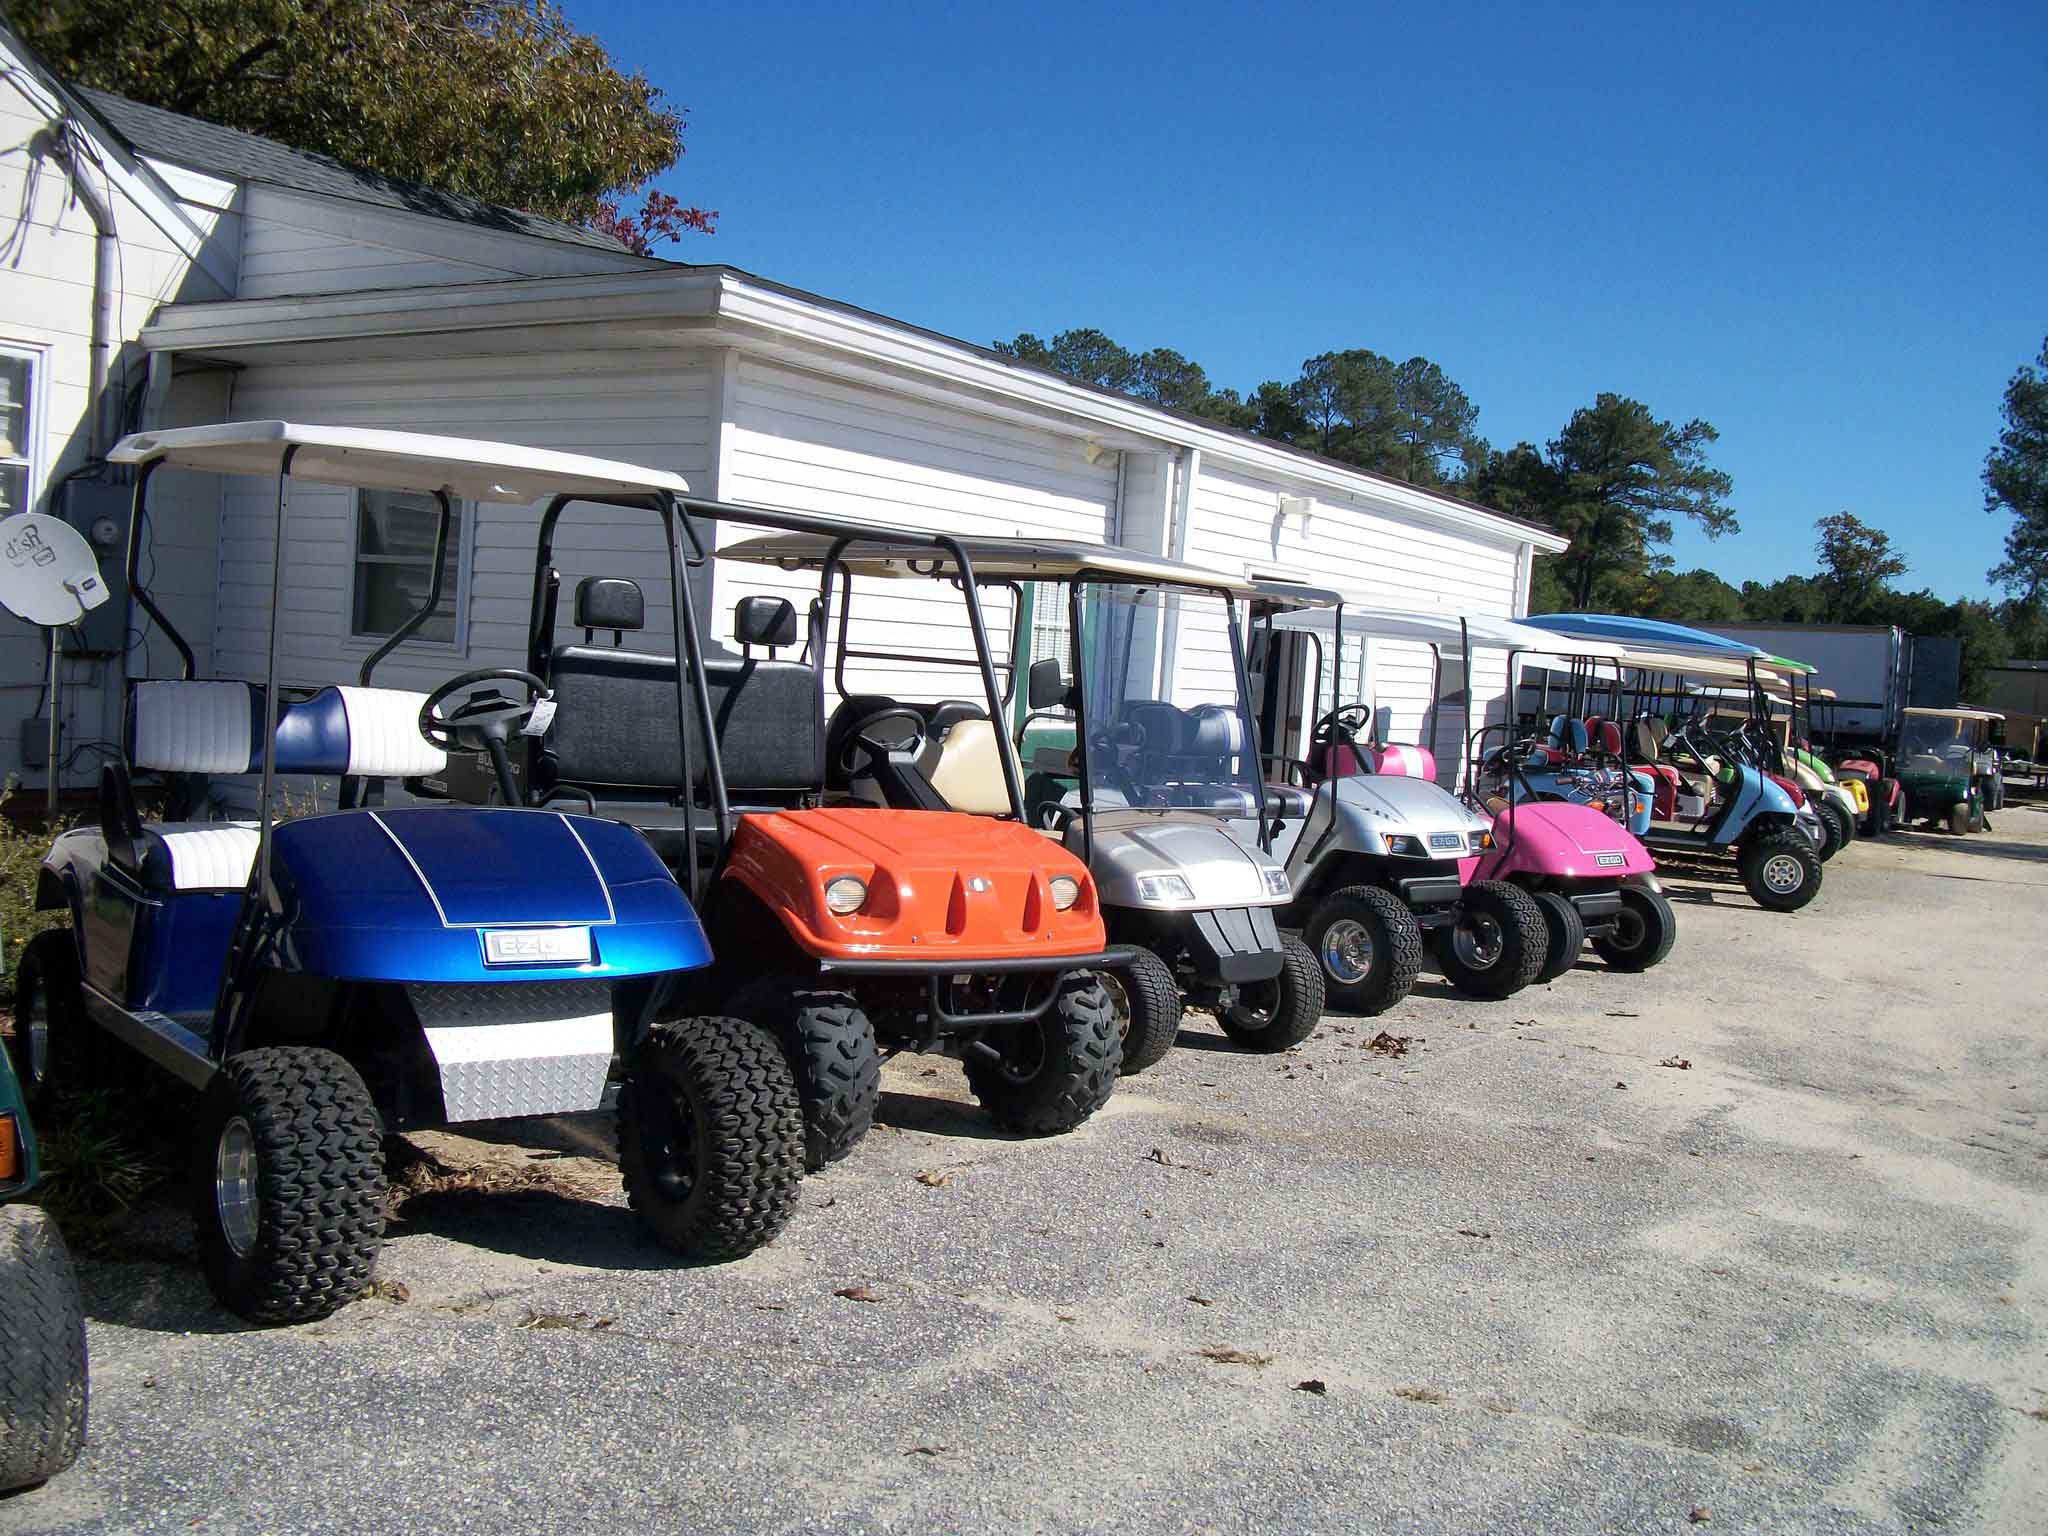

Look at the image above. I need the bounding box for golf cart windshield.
[1073,585,1262,816]
[1899,712,1979,768]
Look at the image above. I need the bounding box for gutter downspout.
[47,125,118,459]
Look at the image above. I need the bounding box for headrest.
[132,680,262,774]
[575,576,644,633]
[1373,744,1438,780]
[1591,720,1624,755]
[1549,716,1589,754]
[1183,703,1245,757]
[1632,721,1659,761]
[734,594,797,648]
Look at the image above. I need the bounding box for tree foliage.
[13,0,708,234]
[1815,511,1908,619]
[993,330,1256,424]
[1985,335,2048,611]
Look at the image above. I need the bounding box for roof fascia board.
[0,34,235,294]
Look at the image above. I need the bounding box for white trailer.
[1700,623,1913,746]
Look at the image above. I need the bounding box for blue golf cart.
[6,423,805,1323]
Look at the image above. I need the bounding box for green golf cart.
[1895,706,2004,834]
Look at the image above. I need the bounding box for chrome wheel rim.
[1321,919,1375,985]
[1101,970,1132,1041]
[215,1116,261,1259]
[1761,853,1805,895]
[1451,913,1505,970]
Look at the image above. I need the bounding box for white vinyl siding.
[210,349,714,695]
[0,60,237,784]
[235,188,647,300]
[716,357,1118,703]
[1185,462,1523,787]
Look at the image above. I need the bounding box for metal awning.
[1267,603,1626,657]
[716,530,1272,597]
[108,421,690,503]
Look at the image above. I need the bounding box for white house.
[0,26,1566,801]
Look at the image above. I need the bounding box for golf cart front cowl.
[267,807,710,982]
[1485,800,1656,881]
[725,808,1108,962]
[1083,814,1287,911]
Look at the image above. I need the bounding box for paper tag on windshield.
[521,696,558,737]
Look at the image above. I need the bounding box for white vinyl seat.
[151,822,261,891]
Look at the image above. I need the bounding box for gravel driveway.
[6,805,2046,1535]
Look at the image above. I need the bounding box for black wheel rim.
[987,1021,1047,1084]
[1230,978,1281,1030]
[640,1079,701,1204]
[1451,912,1505,970]
[19,969,48,1087]
[1609,906,1645,953]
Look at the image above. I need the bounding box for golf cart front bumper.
[815,945,1139,1030]
[1397,872,1466,928]
[1182,906,1286,984]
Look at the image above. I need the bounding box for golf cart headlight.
[1383,833,1424,857]
[1048,875,1082,911]
[824,875,869,915]
[1262,866,1291,898]
[1136,872,1195,904]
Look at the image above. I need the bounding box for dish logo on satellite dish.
[0,513,110,625]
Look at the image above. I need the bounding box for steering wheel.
[838,706,929,775]
[420,668,549,805]
[1313,704,1374,745]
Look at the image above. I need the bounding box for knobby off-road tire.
[1529,889,1585,984]
[1591,885,1679,972]
[191,1048,387,1325]
[0,1205,87,1492]
[962,975,1120,1135]
[1433,880,1547,1000]
[732,979,879,1170]
[1816,802,1850,862]
[1304,885,1423,1016]
[1738,831,1822,913]
[1219,936,1325,1052]
[1106,947,1185,1076]
[9,930,89,1107]
[618,1016,804,1260]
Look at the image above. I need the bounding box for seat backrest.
[927,718,1010,815]
[1632,720,1660,762]
[1587,718,1624,757]
[544,645,821,798]
[130,680,444,778]
[1548,716,1589,755]
[1372,743,1437,780]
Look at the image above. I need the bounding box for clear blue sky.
[576,0,2044,603]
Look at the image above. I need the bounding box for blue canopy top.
[1519,612,1770,659]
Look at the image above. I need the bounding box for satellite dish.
[0,512,110,626]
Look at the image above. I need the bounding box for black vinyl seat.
[536,587,824,862]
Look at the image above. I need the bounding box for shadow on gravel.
[388,1184,676,1271]
[1883,828,2048,865]
[873,1089,1029,1145]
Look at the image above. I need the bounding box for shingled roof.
[80,88,634,256]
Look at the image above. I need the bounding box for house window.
[0,349,40,516]
[351,489,465,646]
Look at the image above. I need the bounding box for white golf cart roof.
[108,421,691,503]
[717,531,1272,598]
[1266,602,1627,658]
[1903,705,2004,722]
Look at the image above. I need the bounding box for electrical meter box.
[56,477,129,657]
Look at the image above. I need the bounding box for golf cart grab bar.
[124,459,196,680]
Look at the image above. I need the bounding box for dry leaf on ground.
[1659,1057,1693,1069]
[1187,1294,1216,1306]
[914,1170,954,1187]
[1294,1379,1328,1396]
[1196,1345,1272,1366]
[834,1285,884,1303]
[517,1310,611,1331]
[1393,1384,1448,1404]
[1145,1147,1216,1176]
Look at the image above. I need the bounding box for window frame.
[342,486,474,657]
[0,341,49,520]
